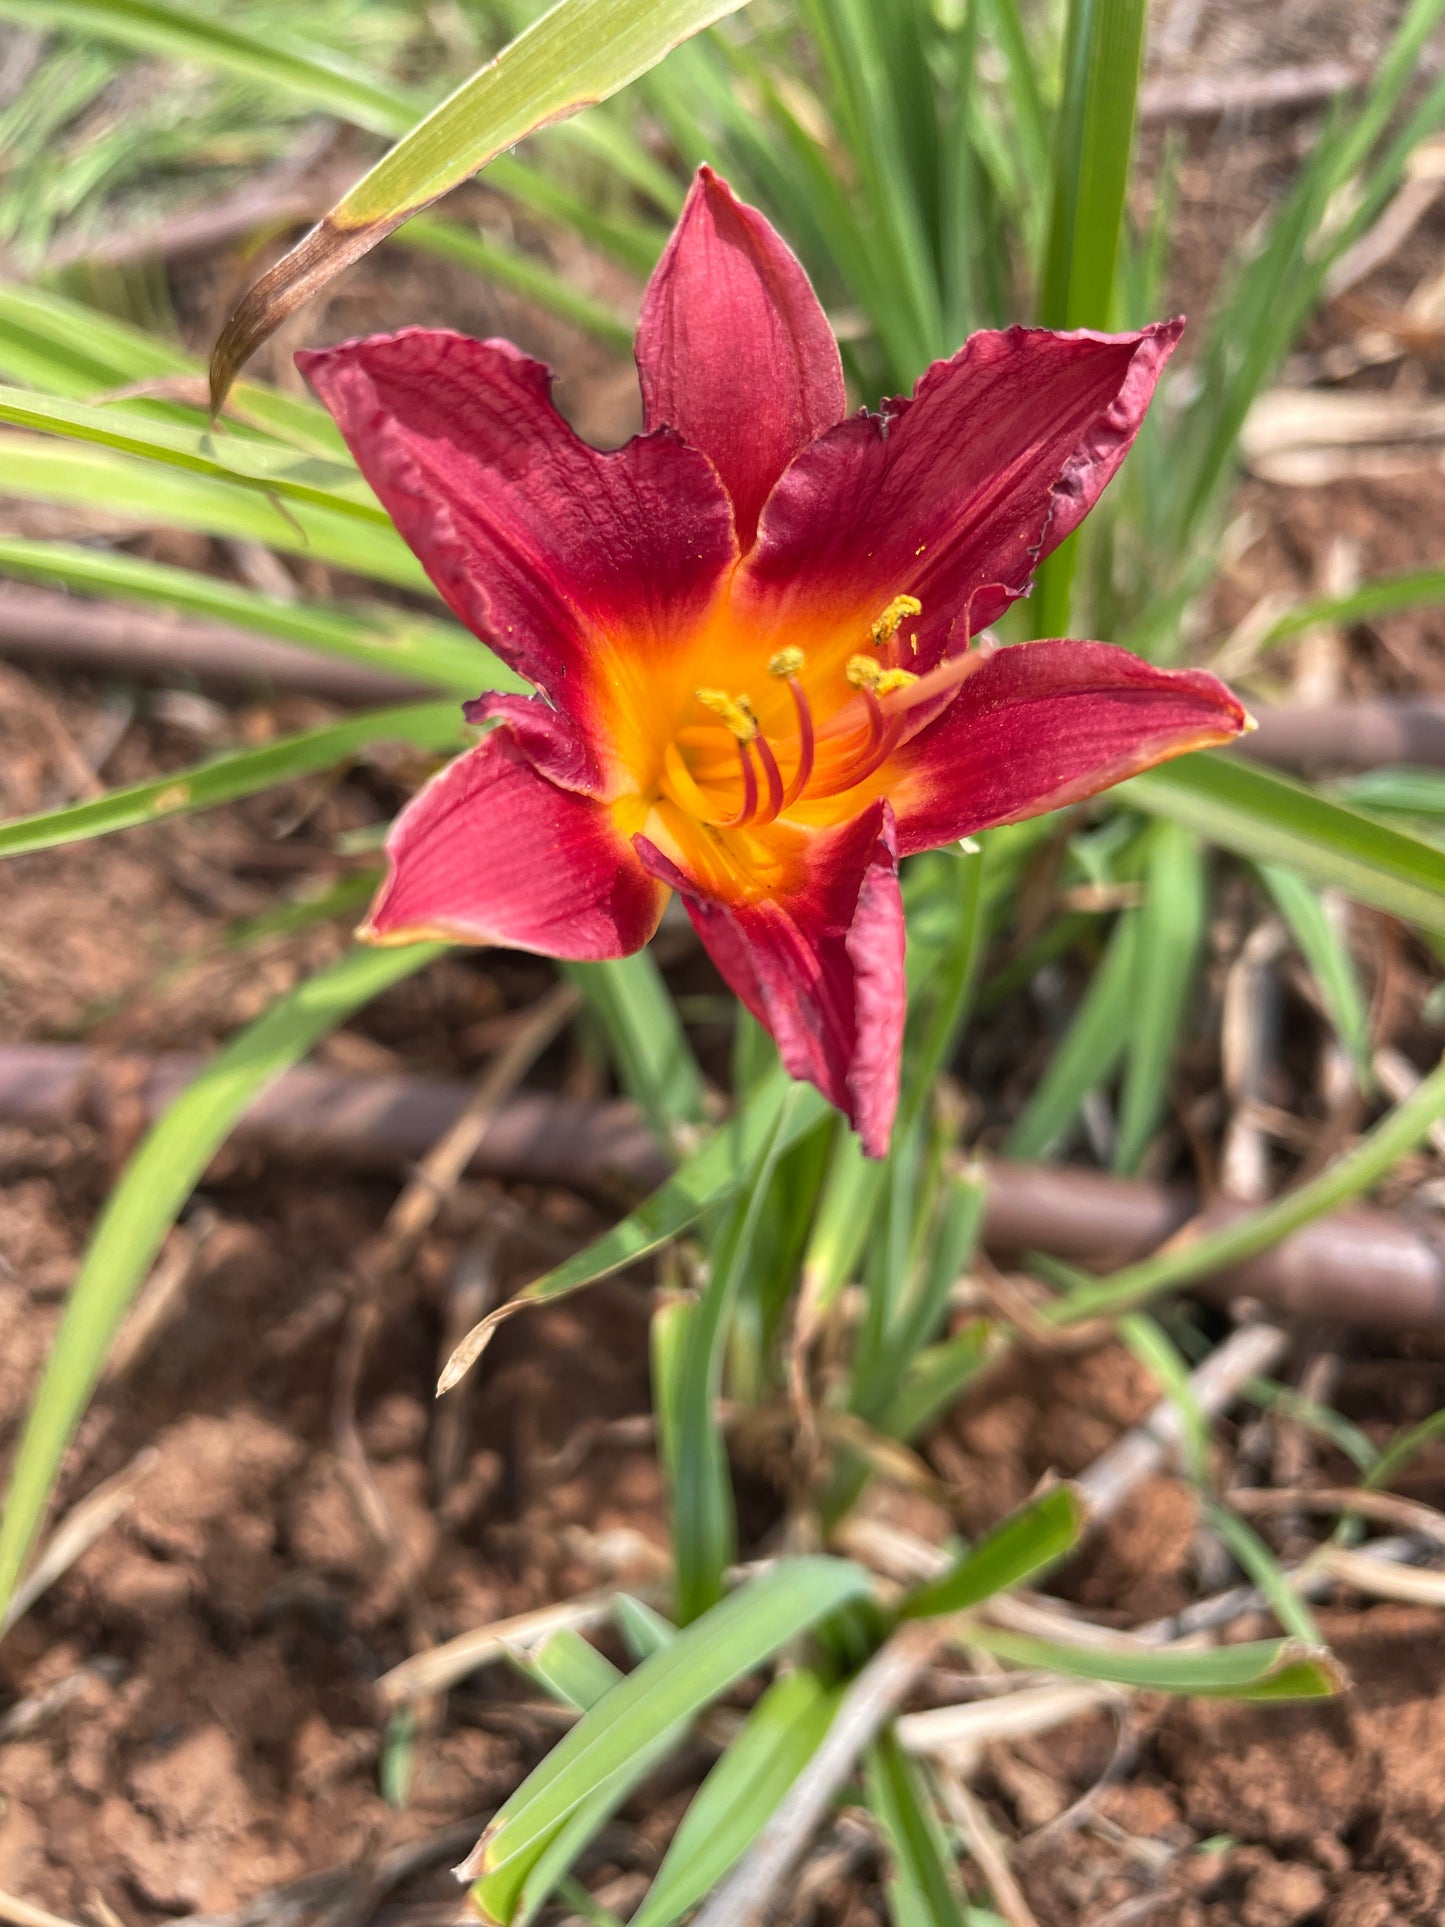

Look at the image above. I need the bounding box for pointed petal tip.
[637,160,844,549]
[356,915,473,950]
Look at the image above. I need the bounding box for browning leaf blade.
[208,0,748,408]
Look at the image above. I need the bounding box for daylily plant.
[301,168,1246,1155]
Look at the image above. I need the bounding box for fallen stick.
[5,584,1445,774]
[0,584,428,706]
[6,1044,1445,1330]
[42,155,356,275]
[1243,698,1445,773]
[1137,60,1369,124]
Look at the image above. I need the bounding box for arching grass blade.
[208,0,749,404]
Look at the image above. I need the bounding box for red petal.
[363,730,665,959]
[298,330,736,728]
[636,804,904,1156]
[461,691,599,793]
[888,640,1248,856]
[738,322,1182,660]
[636,167,845,551]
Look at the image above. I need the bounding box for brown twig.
[41,153,356,274]
[1245,698,1445,773]
[0,1892,86,1927]
[7,580,1445,772]
[689,1316,1300,1927]
[6,1044,1445,1330]
[0,1448,159,1638]
[171,1815,486,1927]
[1137,60,1369,124]
[1226,1484,1445,1547]
[0,584,428,706]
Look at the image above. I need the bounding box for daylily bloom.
[300,168,1246,1156]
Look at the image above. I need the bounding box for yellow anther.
[694,687,758,741]
[875,668,919,695]
[870,594,922,647]
[769,646,806,678]
[845,654,883,691]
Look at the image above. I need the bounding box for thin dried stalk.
[0,1893,85,1927]
[1315,1544,1445,1605]
[1227,1484,1445,1547]
[933,1769,1042,1927]
[379,1591,620,1704]
[1,1448,158,1637]
[688,1619,952,1927]
[1075,1324,1290,1523]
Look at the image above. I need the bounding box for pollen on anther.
[875,668,919,695]
[845,654,884,691]
[870,594,923,647]
[769,647,806,678]
[695,687,758,741]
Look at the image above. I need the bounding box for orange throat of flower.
[606,593,989,899]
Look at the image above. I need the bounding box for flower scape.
[300,167,1247,1156]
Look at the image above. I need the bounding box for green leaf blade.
[0,702,465,857]
[901,1485,1085,1621]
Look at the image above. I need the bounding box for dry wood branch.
[330,985,579,1662]
[1137,60,1368,124]
[1315,1543,1445,1605]
[379,1591,621,1705]
[895,1680,1117,1771]
[172,1815,486,1927]
[692,1319,1303,1926]
[1245,699,1445,773]
[6,1045,1445,1330]
[7,581,1445,772]
[0,584,426,705]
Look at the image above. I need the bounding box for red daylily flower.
[300,167,1247,1156]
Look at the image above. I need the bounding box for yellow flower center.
[649,598,923,835]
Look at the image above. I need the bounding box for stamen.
[841,656,889,760]
[875,668,919,695]
[662,741,729,824]
[694,687,758,742]
[718,737,759,829]
[870,594,922,649]
[769,647,806,678]
[751,729,786,823]
[779,674,816,806]
[875,635,998,720]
